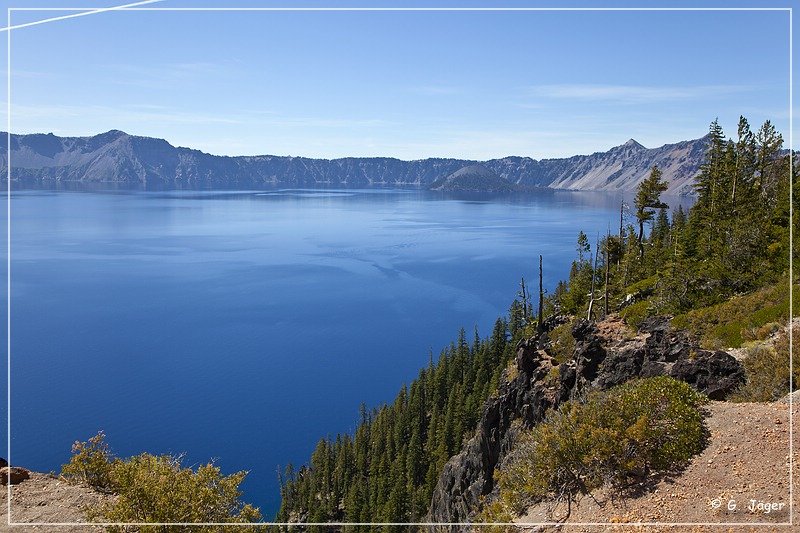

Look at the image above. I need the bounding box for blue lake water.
[2,188,668,518]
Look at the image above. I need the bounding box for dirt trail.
[516,398,798,531]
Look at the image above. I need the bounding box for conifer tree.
[755,120,784,206]
[733,115,756,217]
[634,166,669,258]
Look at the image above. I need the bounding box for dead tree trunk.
[618,200,624,266]
[538,254,544,331]
[587,234,599,321]
[519,277,529,321]
[604,230,610,316]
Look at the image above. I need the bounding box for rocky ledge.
[427,316,745,526]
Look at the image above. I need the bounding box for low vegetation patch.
[732,324,798,402]
[481,376,708,522]
[622,275,659,300]
[61,432,262,532]
[671,282,798,349]
[620,299,651,329]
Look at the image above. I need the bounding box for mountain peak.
[93,129,129,140]
[621,138,645,150]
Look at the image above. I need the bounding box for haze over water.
[4,188,683,516]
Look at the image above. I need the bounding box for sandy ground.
[0,472,109,532]
[515,398,798,532]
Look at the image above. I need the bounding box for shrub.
[486,377,708,519]
[504,357,519,383]
[61,433,262,532]
[620,299,650,329]
[548,320,576,364]
[60,431,115,491]
[750,322,783,342]
[623,275,659,297]
[732,325,798,402]
[477,496,518,532]
[545,365,560,388]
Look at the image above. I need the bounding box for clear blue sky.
[0,0,794,160]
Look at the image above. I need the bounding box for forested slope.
[278,116,794,529]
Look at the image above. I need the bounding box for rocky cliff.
[0,130,708,194]
[427,315,745,526]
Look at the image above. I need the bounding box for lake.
[3,188,674,518]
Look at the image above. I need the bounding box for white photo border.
[5,4,794,528]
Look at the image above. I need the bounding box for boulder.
[595,346,646,389]
[0,466,30,485]
[642,318,693,363]
[572,320,607,386]
[670,350,746,400]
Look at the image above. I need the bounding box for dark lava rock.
[638,316,671,333]
[670,350,746,400]
[571,319,607,387]
[571,318,596,341]
[595,346,646,389]
[642,318,694,363]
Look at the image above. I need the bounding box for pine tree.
[691,119,727,256]
[576,231,590,264]
[755,120,784,206]
[652,207,670,246]
[634,166,669,258]
[733,115,756,217]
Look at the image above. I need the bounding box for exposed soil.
[0,472,109,532]
[594,314,639,345]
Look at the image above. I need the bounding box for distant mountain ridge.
[0,130,709,194]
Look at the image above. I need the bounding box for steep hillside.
[0,130,707,193]
[539,137,708,194]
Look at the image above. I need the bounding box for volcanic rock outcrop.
[427,316,745,526]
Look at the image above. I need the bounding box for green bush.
[751,322,783,342]
[485,377,708,519]
[60,431,115,491]
[61,433,262,532]
[623,275,659,297]
[732,325,798,402]
[620,299,651,329]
